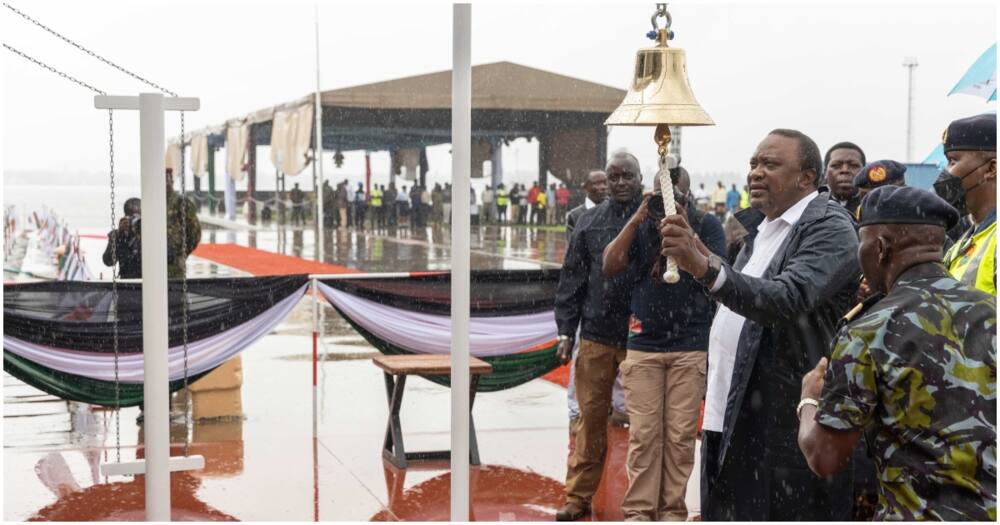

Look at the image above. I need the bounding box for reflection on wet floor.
[3,220,694,521]
[202,220,568,272]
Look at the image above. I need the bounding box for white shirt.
[584,197,597,210]
[702,191,819,432]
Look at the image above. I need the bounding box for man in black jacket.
[603,168,726,520]
[565,170,608,237]
[660,129,860,520]
[554,151,642,521]
[823,141,866,215]
[102,198,142,279]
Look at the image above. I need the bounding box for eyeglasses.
[607,172,637,183]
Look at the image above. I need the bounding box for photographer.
[103,198,142,279]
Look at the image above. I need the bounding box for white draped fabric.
[164,142,182,174]
[189,133,209,178]
[4,285,307,383]
[317,282,557,357]
[270,104,314,176]
[226,123,249,182]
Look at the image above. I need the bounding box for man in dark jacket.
[823,141,866,215]
[603,168,726,521]
[103,197,142,279]
[565,170,608,237]
[554,152,643,521]
[660,129,860,520]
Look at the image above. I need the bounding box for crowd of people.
[268,178,585,231]
[554,114,996,521]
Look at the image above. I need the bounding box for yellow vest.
[370,189,383,207]
[496,188,509,206]
[944,217,996,296]
[739,191,750,209]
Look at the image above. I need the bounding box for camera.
[128,214,141,234]
[648,189,687,220]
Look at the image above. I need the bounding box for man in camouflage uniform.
[166,168,201,279]
[798,185,997,521]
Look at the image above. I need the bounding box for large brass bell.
[606,4,714,284]
[605,15,713,126]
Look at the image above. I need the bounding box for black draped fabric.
[320,269,560,316]
[4,275,309,353]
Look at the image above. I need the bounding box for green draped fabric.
[3,351,211,407]
[334,306,561,392]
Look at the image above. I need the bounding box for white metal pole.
[903,56,918,162]
[311,277,318,438]
[314,3,325,262]
[139,92,171,521]
[450,4,472,521]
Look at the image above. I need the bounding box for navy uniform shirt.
[626,204,726,352]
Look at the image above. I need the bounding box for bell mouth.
[605,46,714,127]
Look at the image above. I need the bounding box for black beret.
[943,113,996,153]
[854,160,907,189]
[858,185,960,230]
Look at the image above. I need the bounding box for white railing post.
[139,92,171,521]
[450,3,472,521]
[95,92,200,522]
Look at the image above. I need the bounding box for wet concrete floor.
[4,215,700,521]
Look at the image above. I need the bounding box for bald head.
[858,223,946,293]
[606,151,640,175]
[606,151,643,203]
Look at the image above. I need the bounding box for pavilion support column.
[537,134,549,188]
[490,138,503,189]
[419,147,429,189]
[247,141,257,224]
[597,125,608,172]
[207,145,217,214]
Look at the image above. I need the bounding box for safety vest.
[370,189,383,207]
[944,213,996,296]
[739,191,750,209]
[496,188,509,206]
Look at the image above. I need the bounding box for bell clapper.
[655,124,681,284]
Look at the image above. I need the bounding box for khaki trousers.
[338,208,348,228]
[565,338,627,506]
[621,350,706,521]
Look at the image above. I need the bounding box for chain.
[3,43,105,94]
[108,108,122,463]
[180,111,192,456]
[4,3,176,96]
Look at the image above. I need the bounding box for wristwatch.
[697,254,722,287]
[796,398,819,420]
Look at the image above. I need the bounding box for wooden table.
[372,354,493,469]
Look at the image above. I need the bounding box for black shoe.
[555,502,590,521]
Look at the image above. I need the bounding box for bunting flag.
[4,276,309,406]
[3,270,565,403]
[319,270,562,391]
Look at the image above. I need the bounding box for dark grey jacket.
[704,191,861,520]
[554,196,641,347]
[565,203,590,238]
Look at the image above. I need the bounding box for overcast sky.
[3,0,996,192]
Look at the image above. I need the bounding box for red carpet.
[192,243,358,276]
[542,364,571,388]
